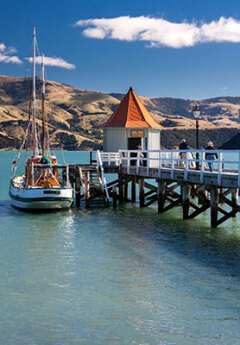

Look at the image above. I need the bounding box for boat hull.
[9,184,73,210]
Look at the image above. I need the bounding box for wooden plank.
[144,195,158,207]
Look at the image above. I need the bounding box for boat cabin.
[25,155,60,188]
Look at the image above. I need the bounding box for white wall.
[103,128,127,152]
[103,128,162,168]
[147,129,161,150]
[147,129,161,168]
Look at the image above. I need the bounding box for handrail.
[119,149,240,188]
[27,163,70,168]
[99,149,240,187]
[96,150,110,201]
[100,152,120,166]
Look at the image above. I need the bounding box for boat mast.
[41,54,46,157]
[32,27,37,156]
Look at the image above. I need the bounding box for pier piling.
[139,178,145,207]
[75,169,81,208]
[210,187,219,228]
[157,180,166,213]
[131,177,136,202]
[69,148,240,227]
[182,184,191,219]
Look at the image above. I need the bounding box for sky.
[1,0,240,99]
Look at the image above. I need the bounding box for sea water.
[0,151,240,345]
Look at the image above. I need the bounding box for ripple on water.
[1,152,240,344]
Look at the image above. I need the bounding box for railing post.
[147,151,150,175]
[238,152,240,188]
[184,153,188,181]
[218,152,222,186]
[200,151,204,183]
[119,151,123,168]
[66,164,69,186]
[127,151,130,174]
[136,152,140,175]
[32,163,34,187]
[171,151,174,179]
[158,151,162,178]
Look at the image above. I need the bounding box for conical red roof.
[103,87,163,128]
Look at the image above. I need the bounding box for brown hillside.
[0,75,239,150]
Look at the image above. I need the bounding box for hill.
[220,133,240,149]
[0,75,239,150]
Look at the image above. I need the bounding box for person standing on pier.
[205,141,218,172]
[137,144,144,166]
[179,139,189,167]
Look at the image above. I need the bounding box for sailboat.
[9,28,73,210]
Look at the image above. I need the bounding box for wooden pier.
[69,149,240,228]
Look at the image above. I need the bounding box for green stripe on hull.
[9,192,73,203]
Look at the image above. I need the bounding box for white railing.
[101,150,240,187]
[100,152,120,166]
[96,150,110,200]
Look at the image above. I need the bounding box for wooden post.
[191,185,196,199]
[84,171,90,208]
[90,151,93,164]
[139,178,145,207]
[210,187,219,227]
[182,184,191,219]
[75,170,81,208]
[219,187,224,204]
[118,173,123,204]
[231,189,239,217]
[157,180,166,213]
[131,176,136,202]
[198,189,208,205]
[112,186,117,208]
[124,180,129,201]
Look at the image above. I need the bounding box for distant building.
[103,87,163,152]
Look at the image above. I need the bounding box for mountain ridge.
[0,75,239,150]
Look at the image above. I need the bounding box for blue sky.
[1,0,240,99]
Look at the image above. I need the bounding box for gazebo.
[102,87,163,153]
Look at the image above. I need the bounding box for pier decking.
[70,149,240,228]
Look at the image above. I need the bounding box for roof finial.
[129,80,133,91]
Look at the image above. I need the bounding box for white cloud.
[27,56,75,70]
[0,42,22,64]
[218,86,228,91]
[75,16,240,48]
[0,43,6,52]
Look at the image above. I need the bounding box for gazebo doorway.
[128,137,141,150]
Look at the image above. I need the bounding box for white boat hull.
[9,183,73,210]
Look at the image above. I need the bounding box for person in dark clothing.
[205,141,218,172]
[179,139,189,167]
[179,139,190,150]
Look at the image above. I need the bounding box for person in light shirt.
[205,141,218,172]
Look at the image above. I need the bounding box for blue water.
[1,151,240,345]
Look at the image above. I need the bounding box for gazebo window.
[131,130,144,138]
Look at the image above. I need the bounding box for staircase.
[79,163,109,208]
